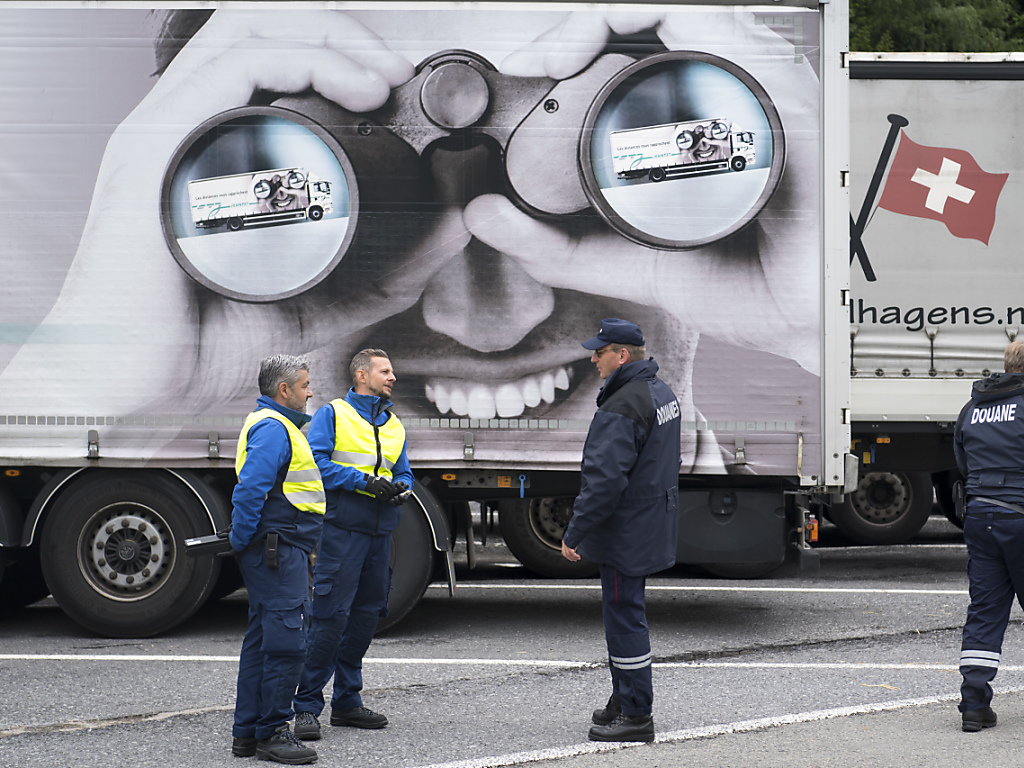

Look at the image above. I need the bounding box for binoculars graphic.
[161,49,784,302]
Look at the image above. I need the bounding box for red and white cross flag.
[877,132,1008,245]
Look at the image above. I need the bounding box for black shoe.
[330,705,388,729]
[589,713,655,743]
[592,694,622,726]
[293,712,321,741]
[232,736,257,757]
[962,707,997,732]
[255,727,318,764]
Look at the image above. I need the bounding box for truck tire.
[830,471,933,545]
[227,217,243,231]
[498,498,599,578]
[378,505,434,634]
[730,156,747,172]
[701,561,782,579]
[40,471,220,637]
[308,206,324,221]
[649,168,667,182]
[0,551,50,611]
[933,471,965,530]
[209,559,245,600]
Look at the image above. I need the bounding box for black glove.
[389,481,410,507]
[364,474,397,500]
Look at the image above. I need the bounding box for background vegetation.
[851,0,1024,51]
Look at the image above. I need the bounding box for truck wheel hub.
[851,472,909,524]
[528,498,575,550]
[82,504,172,600]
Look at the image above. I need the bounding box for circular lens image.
[161,108,358,302]
[580,51,784,249]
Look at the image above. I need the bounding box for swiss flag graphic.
[877,132,1008,245]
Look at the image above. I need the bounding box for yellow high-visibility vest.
[330,398,406,498]
[236,409,326,515]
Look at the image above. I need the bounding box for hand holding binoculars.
[162,48,783,302]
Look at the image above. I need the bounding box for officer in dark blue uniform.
[229,355,325,764]
[954,341,1024,733]
[562,318,681,743]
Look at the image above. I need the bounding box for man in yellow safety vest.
[229,354,325,764]
[293,348,414,739]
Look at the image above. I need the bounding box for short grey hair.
[1006,341,1024,374]
[350,348,389,383]
[608,343,647,363]
[258,354,310,397]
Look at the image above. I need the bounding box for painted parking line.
[0,654,588,667]
[427,583,969,595]
[12,656,1022,673]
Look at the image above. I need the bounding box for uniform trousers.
[294,529,390,715]
[960,501,1024,712]
[233,542,310,740]
[600,564,653,716]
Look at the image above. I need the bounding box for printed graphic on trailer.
[0,5,823,475]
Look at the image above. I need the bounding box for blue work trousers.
[294,529,390,716]
[233,542,310,740]
[600,564,653,717]
[960,502,1024,712]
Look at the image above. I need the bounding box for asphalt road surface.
[3,516,1021,768]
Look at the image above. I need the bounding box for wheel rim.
[850,472,910,525]
[527,498,574,551]
[77,502,175,602]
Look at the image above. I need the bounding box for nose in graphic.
[420,139,554,353]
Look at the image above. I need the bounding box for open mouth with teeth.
[422,361,583,419]
[358,297,621,421]
[694,145,727,162]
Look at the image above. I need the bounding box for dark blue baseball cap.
[581,318,645,350]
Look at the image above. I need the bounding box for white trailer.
[610,118,756,182]
[841,53,1024,544]
[0,1,849,637]
[188,168,333,230]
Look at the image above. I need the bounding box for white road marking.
[12,656,1021,673]
[662,661,1024,671]
[427,583,969,595]
[0,654,587,667]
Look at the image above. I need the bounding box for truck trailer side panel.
[846,55,1024,542]
[0,1,849,635]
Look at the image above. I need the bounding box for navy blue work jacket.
[955,372,1024,501]
[563,358,682,576]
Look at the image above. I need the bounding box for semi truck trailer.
[840,53,1024,545]
[0,0,851,637]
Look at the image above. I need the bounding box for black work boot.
[232,736,257,757]
[293,712,321,741]
[588,713,655,743]
[592,694,622,726]
[962,707,997,732]
[331,705,388,729]
[255,726,318,764]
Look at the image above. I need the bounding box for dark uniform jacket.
[954,372,1024,502]
[563,358,682,576]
